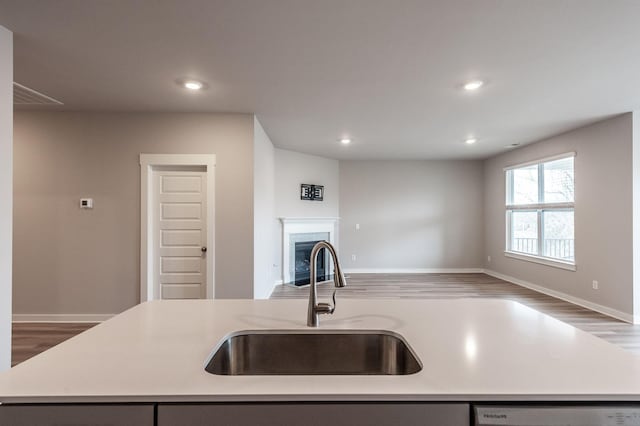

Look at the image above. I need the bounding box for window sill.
[504,251,576,271]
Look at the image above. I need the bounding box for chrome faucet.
[307,241,346,327]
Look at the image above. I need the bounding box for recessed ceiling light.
[463,80,484,91]
[176,78,207,91]
[183,80,204,90]
[465,138,477,145]
[340,138,351,145]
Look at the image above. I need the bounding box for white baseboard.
[343,268,484,274]
[483,269,638,324]
[12,314,114,323]
[274,279,283,286]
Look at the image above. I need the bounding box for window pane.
[543,157,574,203]
[543,210,574,261]
[511,165,538,205]
[511,211,538,255]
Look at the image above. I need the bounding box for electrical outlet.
[80,198,93,209]
[351,254,357,262]
[487,255,491,262]
[355,223,360,231]
[592,280,599,290]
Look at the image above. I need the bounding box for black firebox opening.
[293,240,329,286]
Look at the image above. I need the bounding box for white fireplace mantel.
[279,217,339,285]
[279,217,340,223]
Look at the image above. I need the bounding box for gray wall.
[0,26,12,371]
[13,112,255,316]
[484,113,633,317]
[274,149,340,283]
[339,160,484,271]
[274,149,339,218]
[253,118,276,299]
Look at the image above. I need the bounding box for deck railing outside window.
[512,238,574,261]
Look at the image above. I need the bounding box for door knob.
[201,247,207,253]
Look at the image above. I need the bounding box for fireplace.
[288,232,330,286]
[293,240,328,286]
[280,218,338,286]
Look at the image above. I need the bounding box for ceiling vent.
[13,82,63,106]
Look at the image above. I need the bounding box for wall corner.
[0,25,13,371]
[252,117,277,299]
[632,111,640,323]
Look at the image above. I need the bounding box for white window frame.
[504,152,576,271]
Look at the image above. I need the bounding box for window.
[505,153,575,269]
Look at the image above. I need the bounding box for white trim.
[633,111,640,332]
[12,314,114,323]
[13,82,64,105]
[343,268,484,274]
[267,280,285,299]
[279,217,340,222]
[506,202,575,210]
[139,153,216,302]
[484,269,638,324]
[140,154,216,167]
[0,29,12,373]
[503,151,576,171]
[279,218,340,226]
[504,251,576,271]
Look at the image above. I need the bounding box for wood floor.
[11,323,97,367]
[10,273,640,366]
[271,273,640,355]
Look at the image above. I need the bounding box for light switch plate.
[80,198,94,209]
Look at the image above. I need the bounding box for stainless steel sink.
[204,330,422,375]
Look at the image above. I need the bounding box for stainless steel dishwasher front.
[474,405,640,426]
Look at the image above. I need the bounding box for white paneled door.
[154,169,207,299]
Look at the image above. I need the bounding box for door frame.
[139,154,216,301]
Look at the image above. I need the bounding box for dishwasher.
[473,405,640,425]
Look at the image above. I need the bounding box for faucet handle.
[316,302,334,314]
[317,289,339,315]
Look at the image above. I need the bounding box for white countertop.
[1,298,639,403]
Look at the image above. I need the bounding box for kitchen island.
[0,298,639,425]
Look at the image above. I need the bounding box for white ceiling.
[1,0,639,159]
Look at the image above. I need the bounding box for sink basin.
[204,329,422,375]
